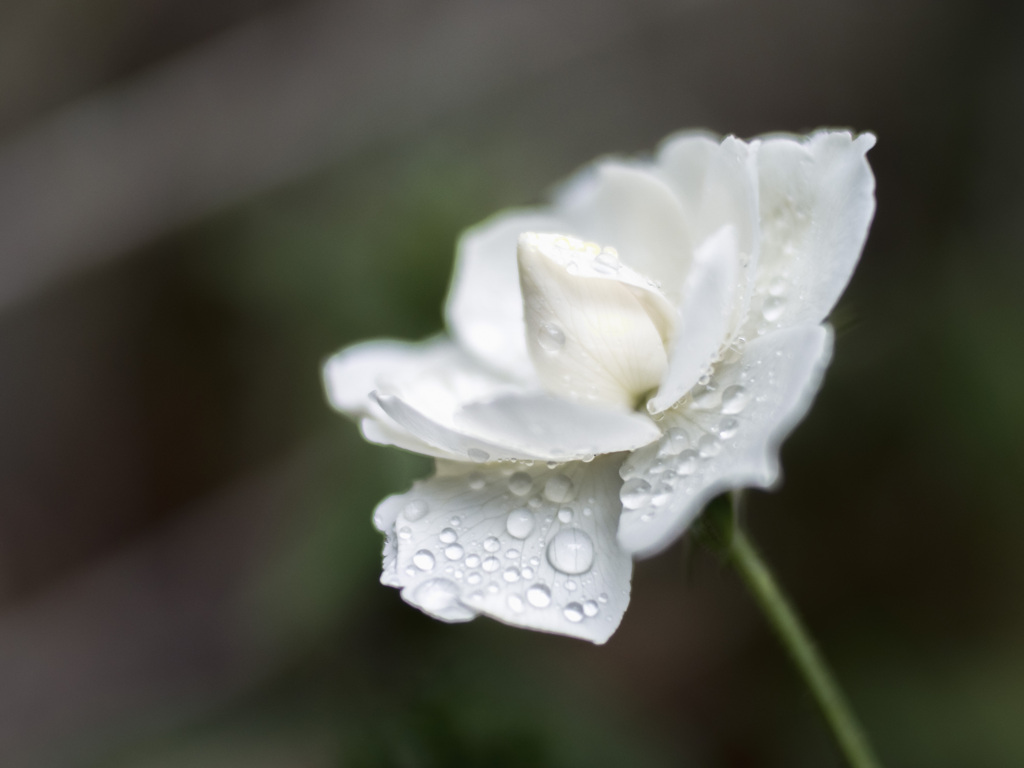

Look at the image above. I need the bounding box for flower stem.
[725,508,882,768]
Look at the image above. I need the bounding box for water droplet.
[507,594,524,612]
[582,600,599,617]
[768,276,787,296]
[598,593,609,604]
[505,549,520,559]
[413,550,435,571]
[398,526,412,540]
[468,448,490,463]
[547,528,595,574]
[503,567,521,583]
[444,544,464,561]
[467,572,482,585]
[657,428,689,457]
[538,322,566,352]
[403,500,428,521]
[483,536,501,553]
[521,566,534,579]
[506,508,536,539]
[414,579,470,619]
[557,507,574,523]
[563,602,584,623]
[465,554,481,568]
[762,296,787,322]
[544,474,576,502]
[622,478,653,510]
[721,385,749,414]
[527,583,552,608]
[468,472,486,490]
[718,418,739,440]
[676,450,698,476]
[565,579,578,592]
[439,528,457,544]
[508,472,533,496]
[482,556,500,572]
[690,385,718,410]
[698,435,721,458]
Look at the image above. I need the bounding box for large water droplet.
[557,507,574,523]
[547,528,595,574]
[622,478,653,510]
[403,500,428,521]
[468,472,486,490]
[582,600,599,617]
[762,296,787,322]
[676,450,698,476]
[507,594,524,612]
[563,602,584,623]
[508,472,533,496]
[483,536,501,553]
[538,322,566,352]
[414,579,473,620]
[503,567,521,583]
[721,385,749,414]
[398,526,412,540]
[717,417,739,440]
[413,550,435,571]
[544,474,576,502]
[439,528,457,544]
[482,556,500,572]
[465,554,481,568]
[506,508,536,539]
[444,544,464,561]
[698,434,721,458]
[467,448,490,463]
[656,428,689,457]
[527,583,552,608]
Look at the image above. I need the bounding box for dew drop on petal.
[482,556,500,572]
[557,507,574,523]
[565,579,578,592]
[527,583,552,608]
[762,296,787,322]
[582,600,599,617]
[621,478,653,510]
[503,567,521,583]
[465,554,481,568]
[506,508,536,539]
[544,474,576,503]
[563,602,584,622]
[718,418,739,440]
[698,435,721,458]
[467,572,482,585]
[413,550,436,571]
[483,536,501,553]
[444,544,464,561]
[656,428,688,457]
[507,594,524,612]
[547,528,595,574]
[538,322,566,352]
[468,472,486,490]
[721,385,749,414]
[768,276,787,296]
[439,528,457,544]
[414,579,468,618]
[398,526,412,540]
[403,500,428,521]
[468,448,490,463]
[676,450,698,476]
[508,472,533,496]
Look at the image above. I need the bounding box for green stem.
[727,518,882,768]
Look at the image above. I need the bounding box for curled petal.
[617,325,834,557]
[373,456,633,644]
[648,225,739,414]
[749,130,876,334]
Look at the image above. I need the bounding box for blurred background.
[0,0,1022,765]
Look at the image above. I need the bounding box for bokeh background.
[1,0,1022,766]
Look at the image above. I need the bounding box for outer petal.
[748,131,876,334]
[617,325,834,557]
[648,225,739,414]
[372,456,633,644]
[445,209,567,379]
[555,162,694,304]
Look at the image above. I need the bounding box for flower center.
[517,232,675,410]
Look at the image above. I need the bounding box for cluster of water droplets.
[395,463,618,628]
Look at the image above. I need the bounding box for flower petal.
[555,162,694,304]
[518,232,673,409]
[445,209,567,380]
[617,324,834,557]
[648,225,740,414]
[372,456,633,643]
[455,393,661,461]
[749,131,876,333]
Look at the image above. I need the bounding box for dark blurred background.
[0,0,1021,766]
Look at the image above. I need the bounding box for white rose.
[324,129,876,643]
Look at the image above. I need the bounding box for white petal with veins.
[618,324,833,557]
[372,456,632,643]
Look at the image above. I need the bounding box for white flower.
[324,129,876,643]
